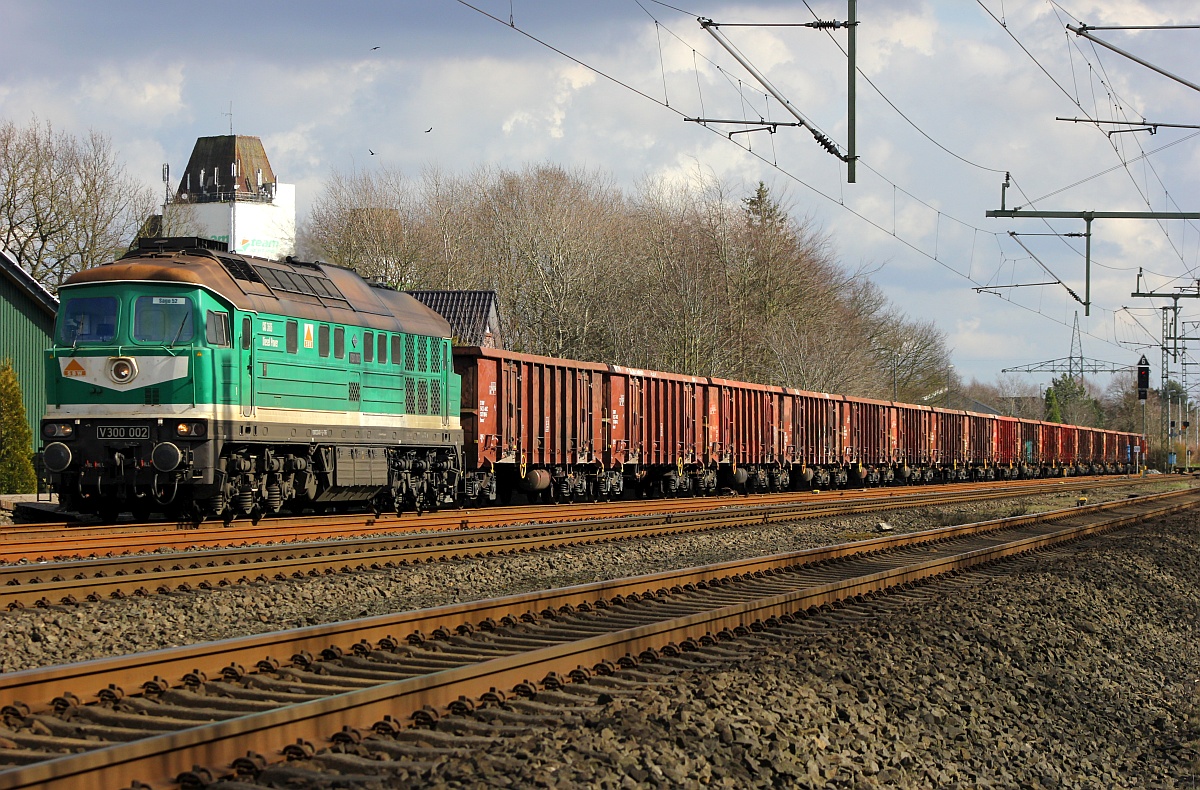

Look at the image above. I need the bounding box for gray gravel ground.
[0,480,1187,676]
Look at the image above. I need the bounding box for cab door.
[240,316,255,417]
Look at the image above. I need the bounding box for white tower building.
[164,135,295,260]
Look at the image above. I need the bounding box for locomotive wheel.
[97,501,124,524]
[131,501,155,523]
[183,503,206,527]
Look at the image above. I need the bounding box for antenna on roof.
[223,101,233,136]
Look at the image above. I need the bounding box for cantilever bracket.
[683,118,802,139]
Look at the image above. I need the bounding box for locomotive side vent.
[418,380,430,414]
[144,387,161,406]
[349,382,361,402]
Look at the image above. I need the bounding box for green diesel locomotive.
[41,237,465,522]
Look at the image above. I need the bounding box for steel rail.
[0,475,1140,547]
[0,477,1152,564]
[0,480,1164,609]
[0,490,1194,789]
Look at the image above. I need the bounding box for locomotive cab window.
[334,327,345,359]
[319,325,330,358]
[377,333,388,364]
[391,335,401,366]
[133,296,193,344]
[58,296,119,345]
[286,321,298,354]
[241,317,252,350]
[205,311,230,347]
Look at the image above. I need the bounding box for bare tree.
[305,167,433,288]
[301,163,954,399]
[0,118,155,290]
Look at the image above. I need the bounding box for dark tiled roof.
[176,135,276,199]
[0,247,58,317]
[406,290,501,347]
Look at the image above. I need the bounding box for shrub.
[0,358,37,494]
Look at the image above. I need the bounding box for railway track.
[1,486,1195,789]
[0,476,1155,564]
[0,478,1163,610]
[1,475,1144,540]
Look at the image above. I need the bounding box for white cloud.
[78,63,186,125]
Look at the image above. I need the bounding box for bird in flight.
[369,149,376,155]
[371,46,380,50]
[424,127,433,133]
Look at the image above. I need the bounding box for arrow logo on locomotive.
[63,359,87,377]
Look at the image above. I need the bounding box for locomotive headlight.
[42,423,74,439]
[108,357,138,384]
[176,422,206,437]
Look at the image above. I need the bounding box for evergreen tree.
[0,359,37,494]
[1044,387,1063,423]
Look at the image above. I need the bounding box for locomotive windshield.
[58,296,118,345]
[133,296,194,344]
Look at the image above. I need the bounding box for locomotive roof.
[62,240,451,338]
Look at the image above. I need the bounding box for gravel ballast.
[283,511,1200,788]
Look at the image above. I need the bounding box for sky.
[3,0,1200,390]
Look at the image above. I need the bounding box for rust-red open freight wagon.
[454,346,1143,502]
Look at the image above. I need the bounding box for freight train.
[39,238,1146,523]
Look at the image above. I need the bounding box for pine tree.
[0,359,37,494]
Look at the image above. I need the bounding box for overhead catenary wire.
[1023,1,1200,281]
[977,0,1200,328]
[801,0,1008,175]
[453,0,1137,354]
